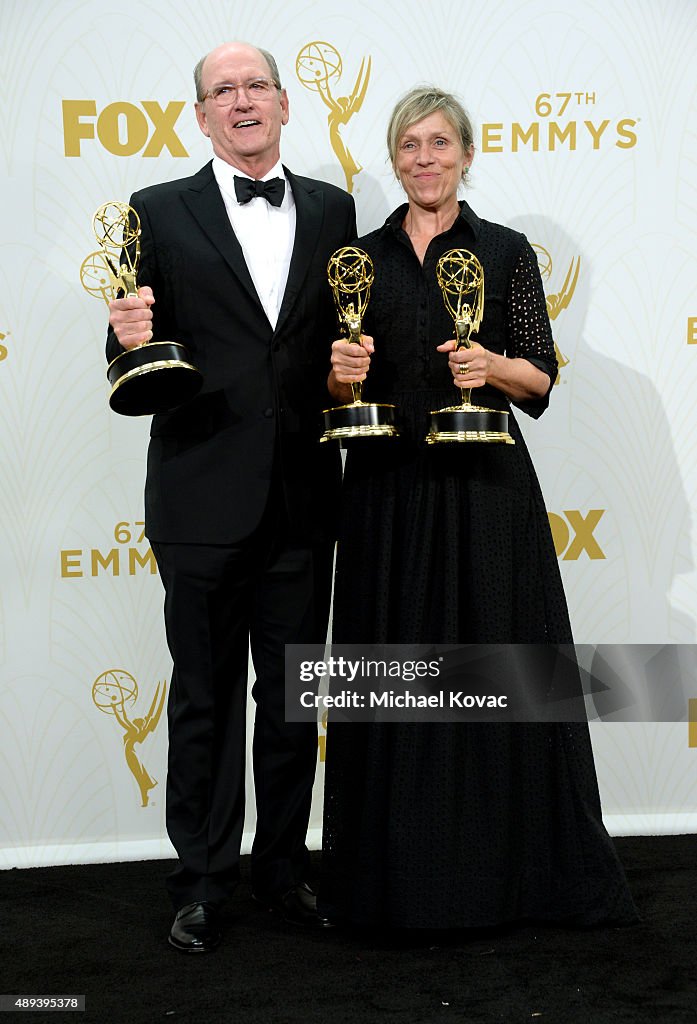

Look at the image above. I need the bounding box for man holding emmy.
[107,41,356,952]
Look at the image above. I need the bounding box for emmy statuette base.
[107,342,203,416]
[426,404,515,445]
[320,401,399,443]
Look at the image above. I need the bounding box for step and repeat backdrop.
[2,0,697,866]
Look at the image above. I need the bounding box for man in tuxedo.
[108,41,356,952]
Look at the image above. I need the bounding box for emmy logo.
[80,201,202,416]
[426,249,514,445]
[532,244,580,384]
[92,669,167,807]
[296,42,371,193]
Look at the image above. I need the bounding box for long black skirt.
[320,394,637,928]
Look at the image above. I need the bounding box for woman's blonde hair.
[387,86,474,182]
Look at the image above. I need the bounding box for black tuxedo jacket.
[106,162,356,545]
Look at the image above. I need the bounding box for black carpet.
[1,837,696,1024]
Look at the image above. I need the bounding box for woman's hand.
[436,339,551,401]
[328,335,374,400]
[436,339,491,389]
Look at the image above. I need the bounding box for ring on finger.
[458,362,470,375]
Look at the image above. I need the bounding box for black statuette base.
[426,404,515,444]
[320,401,399,443]
[107,342,203,416]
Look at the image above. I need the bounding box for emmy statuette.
[320,246,399,443]
[80,202,202,416]
[426,249,514,445]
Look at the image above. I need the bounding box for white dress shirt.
[212,156,296,329]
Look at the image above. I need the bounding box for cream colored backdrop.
[2,0,697,867]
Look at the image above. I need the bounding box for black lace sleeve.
[506,239,557,419]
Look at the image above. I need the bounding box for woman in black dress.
[319,86,637,930]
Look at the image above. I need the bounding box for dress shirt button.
[263,408,274,418]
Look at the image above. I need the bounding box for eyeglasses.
[201,78,280,106]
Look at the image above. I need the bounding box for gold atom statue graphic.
[296,41,343,90]
[92,668,138,713]
[296,41,371,193]
[92,669,167,808]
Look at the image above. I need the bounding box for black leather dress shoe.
[255,882,334,928]
[168,901,221,953]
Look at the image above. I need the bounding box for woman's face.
[395,111,472,212]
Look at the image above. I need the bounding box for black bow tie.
[234,175,285,207]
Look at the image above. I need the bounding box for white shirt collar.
[212,156,287,202]
[210,156,295,329]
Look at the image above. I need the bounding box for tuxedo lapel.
[180,162,260,308]
[275,168,325,335]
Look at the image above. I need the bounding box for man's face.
[195,43,289,177]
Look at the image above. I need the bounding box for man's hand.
[109,285,155,350]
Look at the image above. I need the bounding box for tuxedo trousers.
[151,486,332,910]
